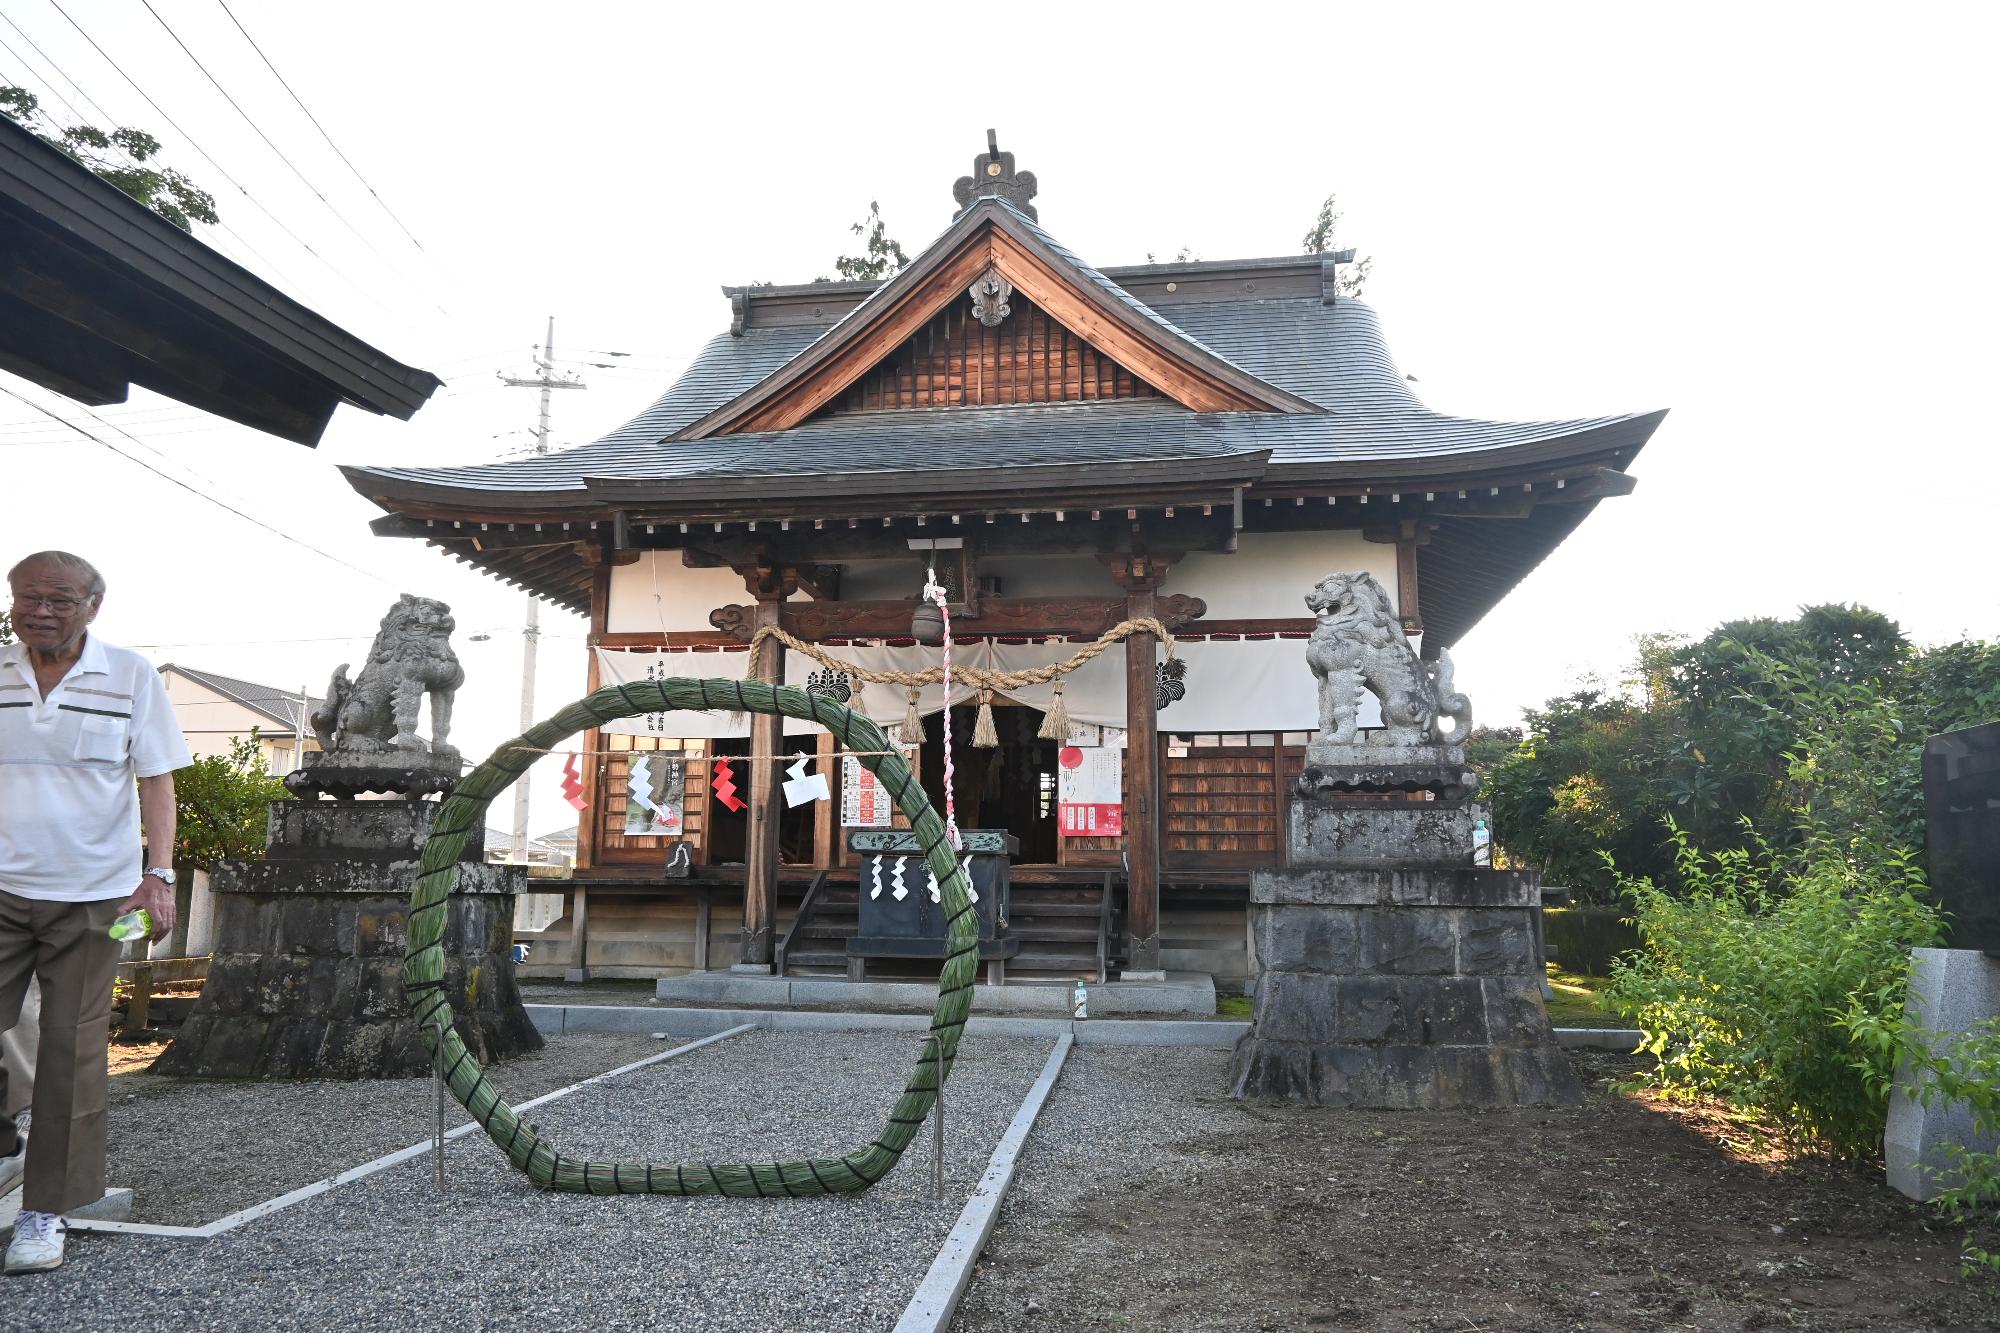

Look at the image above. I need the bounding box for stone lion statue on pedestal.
[311,594,465,757]
[1304,571,1471,747]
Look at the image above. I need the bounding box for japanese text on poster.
[1057,745,1123,837]
[842,754,892,828]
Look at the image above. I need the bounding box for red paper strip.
[711,758,745,813]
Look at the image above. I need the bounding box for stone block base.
[1228,970,1582,1107]
[1887,948,2000,1200]
[1233,811,1580,1109]
[157,888,541,1080]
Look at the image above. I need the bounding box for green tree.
[0,609,11,644]
[1300,192,1373,297]
[174,733,283,875]
[0,87,218,231]
[1485,604,2000,898]
[828,201,908,282]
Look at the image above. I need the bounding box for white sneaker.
[3,1209,64,1274]
[0,1140,22,1198]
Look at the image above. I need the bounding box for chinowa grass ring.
[403,677,978,1196]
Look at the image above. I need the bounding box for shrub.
[1608,822,1941,1156]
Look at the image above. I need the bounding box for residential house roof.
[159,663,322,735]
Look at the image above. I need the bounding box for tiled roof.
[346,298,1654,498]
[160,664,323,731]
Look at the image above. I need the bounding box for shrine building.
[340,140,1665,991]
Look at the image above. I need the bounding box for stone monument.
[1887,722,2000,1199]
[1230,572,1581,1107]
[158,595,542,1079]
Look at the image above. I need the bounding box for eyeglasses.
[9,595,90,615]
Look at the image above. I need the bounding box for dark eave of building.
[0,116,440,445]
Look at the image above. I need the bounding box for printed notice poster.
[842,754,892,828]
[622,752,686,836]
[1057,745,1123,837]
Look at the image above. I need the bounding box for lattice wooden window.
[827,291,1162,413]
[595,735,710,866]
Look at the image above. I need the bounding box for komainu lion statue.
[311,594,465,757]
[1304,571,1471,746]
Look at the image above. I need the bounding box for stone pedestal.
[1887,948,2000,1200]
[1231,794,1581,1108]
[157,798,543,1079]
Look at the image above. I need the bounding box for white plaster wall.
[837,554,1110,602]
[1171,530,1398,621]
[609,533,1400,633]
[606,554,812,634]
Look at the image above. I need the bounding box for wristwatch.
[143,866,177,886]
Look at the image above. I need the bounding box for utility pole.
[501,317,585,861]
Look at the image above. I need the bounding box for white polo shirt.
[0,633,192,902]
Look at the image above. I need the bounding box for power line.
[0,31,86,123]
[0,382,397,589]
[0,404,208,432]
[212,0,440,269]
[135,0,440,313]
[0,11,99,118]
[44,0,415,332]
[0,419,239,445]
[0,12,309,296]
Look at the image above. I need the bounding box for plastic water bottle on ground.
[1471,818,1492,868]
[1072,980,1088,1020]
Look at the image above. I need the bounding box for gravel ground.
[950,1047,2000,1332]
[2,1030,1053,1332]
[106,1033,675,1225]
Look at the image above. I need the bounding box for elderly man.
[0,551,189,1274]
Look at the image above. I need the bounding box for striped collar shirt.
[0,633,192,902]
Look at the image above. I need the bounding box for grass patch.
[1217,994,1254,1019]
[1544,966,1619,1027]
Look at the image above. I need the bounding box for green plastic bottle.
[108,909,153,942]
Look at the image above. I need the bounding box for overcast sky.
[3,2,1995,833]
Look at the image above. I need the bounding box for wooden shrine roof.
[339,164,1666,642]
[343,296,1659,504]
[0,116,439,444]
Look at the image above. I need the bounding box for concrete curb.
[533,1004,1639,1052]
[654,970,1217,1016]
[893,1035,1074,1333]
[530,1004,1250,1048]
[1554,1028,1643,1051]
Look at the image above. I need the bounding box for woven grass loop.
[403,677,978,1196]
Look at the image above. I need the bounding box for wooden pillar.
[574,559,615,872]
[564,884,591,983]
[693,886,711,973]
[1124,587,1163,974]
[813,729,837,868]
[1104,551,1173,978]
[740,594,785,967]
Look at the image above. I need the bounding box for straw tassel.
[1037,680,1071,741]
[899,688,924,744]
[972,690,999,748]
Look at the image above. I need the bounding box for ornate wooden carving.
[1099,551,1179,592]
[951,130,1039,220]
[968,267,1013,327]
[707,593,1206,642]
[709,604,755,639]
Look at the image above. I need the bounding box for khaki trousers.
[0,890,121,1214]
[1,977,38,1117]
